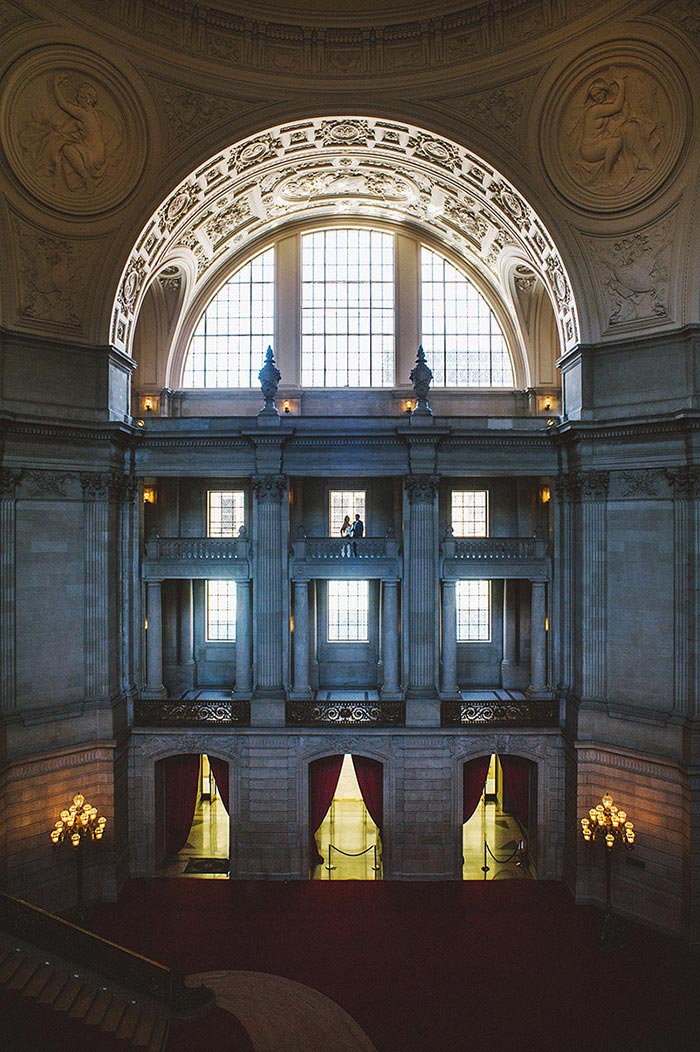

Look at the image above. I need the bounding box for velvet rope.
[351,755,383,832]
[308,755,344,865]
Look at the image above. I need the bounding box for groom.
[352,513,364,555]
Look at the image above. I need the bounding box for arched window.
[301,228,394,387]
[183,247,274,388]
[421,247,513,387]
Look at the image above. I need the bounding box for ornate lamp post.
[50,792,107,921]
[581,790,635,943]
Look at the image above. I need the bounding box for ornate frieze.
[23,470,73,498]
[405,474,439,504]
[617,470,663,498]
[252,474,287,503]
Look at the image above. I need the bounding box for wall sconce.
[404,400,414,413]
[143,397,153,412]
[540,485,551,504]
[143,486,156,504]
[283,400,291,414]
[543,395,553,412]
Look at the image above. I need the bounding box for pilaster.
[404,473,440,717]
[0,470,21,713]
[579,471,609,702]
[252,474,287,711]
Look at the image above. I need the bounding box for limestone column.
[0,470,20,713]
[502,578,518,668]
[178,578,195,669]
[381,579,401,698]
[440,578,458,697]
[252,475,287,698]
[405,474,439,698]
[291,579,311,698]
[529,580,547,694]
[81,473,112,702]
[235,579,252,696]
[667,469,699,715]
[144,579,166,697]
[118,477,138,702]
[580,471,609,701]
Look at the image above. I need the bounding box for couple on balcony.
[340,513,364,556]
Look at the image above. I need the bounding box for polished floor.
[159,784,230,879]
[462,800,531,880]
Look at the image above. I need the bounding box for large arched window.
[421,248,513,387]
[180,230,514,389]
[183,247,274,388]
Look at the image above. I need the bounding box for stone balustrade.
[293,536,399,560]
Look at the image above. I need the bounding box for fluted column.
[529,580,547,694]
[502,578,518,667]
[144,579,166,698]
[667,469,700,715]
[381,579,401,698]
[81,474,112,702]
[405,474,439,699]
[235,580,252,696]
[580,471,609,701]
[0,470,20,713]
[178,579,194,665]
[253,475,287,698]
[440,579,458,696]
[291,579,311,698]
[117,477,138,703]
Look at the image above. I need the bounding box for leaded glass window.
[328,580,369,642]
[208,491,245,537]
[456,580,491,642]
[451,491,488,537]
[329,490,366,536]
[206,580,237,641]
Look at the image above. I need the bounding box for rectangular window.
[206,580,236,641]
[328,580,369,642]
[451,490,488,537]
[456,580,491,642]
[208,491,245,537]
[329,490,366,536]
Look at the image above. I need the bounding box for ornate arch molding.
[113,116,578,358]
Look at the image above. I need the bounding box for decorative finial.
[409,345,433,416]
[258,346,281,416]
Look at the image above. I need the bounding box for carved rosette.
[23,470,72,498]
[252,475,287,504]
[1,45,147,215]
[541,44,688,211]
[405,474,440,504]
[617,470,662,498]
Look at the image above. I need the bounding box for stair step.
[22,962,58,1000]
[68,985,99,1019]
[115,1003,142,1041]
[132,1012,157,1048]
[0,948,27,984]
[100,995,128,1033]
[53,976,83,1012]
[147,1016,170,1052]
[6,957,40,992]
[36,971,70,1006]
[83,989,113,1027]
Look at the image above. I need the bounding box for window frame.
[205,579,237,642]
[451,489,489,538]
[327,579,370,643]
[456,580,491,643]
[207,489,246,538]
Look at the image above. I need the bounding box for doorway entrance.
[462,755,536,880]
[156,753,230,877]
[309,754,383,879]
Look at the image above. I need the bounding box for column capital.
[666,467,700,500]
[252,474,287,503]
[404,473,439,504]
[579,470,609,501]
[80,471,119,501]
[0,469,21,500]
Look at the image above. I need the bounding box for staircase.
[0,894,214,1050]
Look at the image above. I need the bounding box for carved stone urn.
[258,345,281,416]
[409,345,434,416]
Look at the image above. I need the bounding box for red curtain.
[500,755,531,832]
[463,756,491,823]
[163,754,200,856]
[209,756,229,814]
[351,756,383,832]
[308,755,344,865]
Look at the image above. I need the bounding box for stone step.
[99,995,128,1032]
[6,957,40,992]
[67,984,99,1019]
[53,976,83,1012]
[115,1002,142,1041]
[147,1016,170,1052]
[35,970,71,1006]
[83,989,114,1027]
[132,1011,157,1047]
[0,948,27,984]
[22,961,58,1000]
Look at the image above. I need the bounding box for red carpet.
[84,879,699,1052]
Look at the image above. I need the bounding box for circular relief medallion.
[542,44,688,211]
[2,46,147,215]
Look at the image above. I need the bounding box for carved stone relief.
[589,216,673,329]
[149,79,238,145]
[542,45,688,211]
[1,46,146,214]
[12,216,98,330]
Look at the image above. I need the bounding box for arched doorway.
[309,754,383,879]
[155,753,230,877]
[462,754,536,880]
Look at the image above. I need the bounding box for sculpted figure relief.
[18,75,122,195]
[563,66,665,194]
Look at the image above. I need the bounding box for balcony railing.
[286,700,405,726]
[441,698,558,727]
[135,698,250,726]
[145,534,250,560]
[292,536,400,560]
[443,537,548,560]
